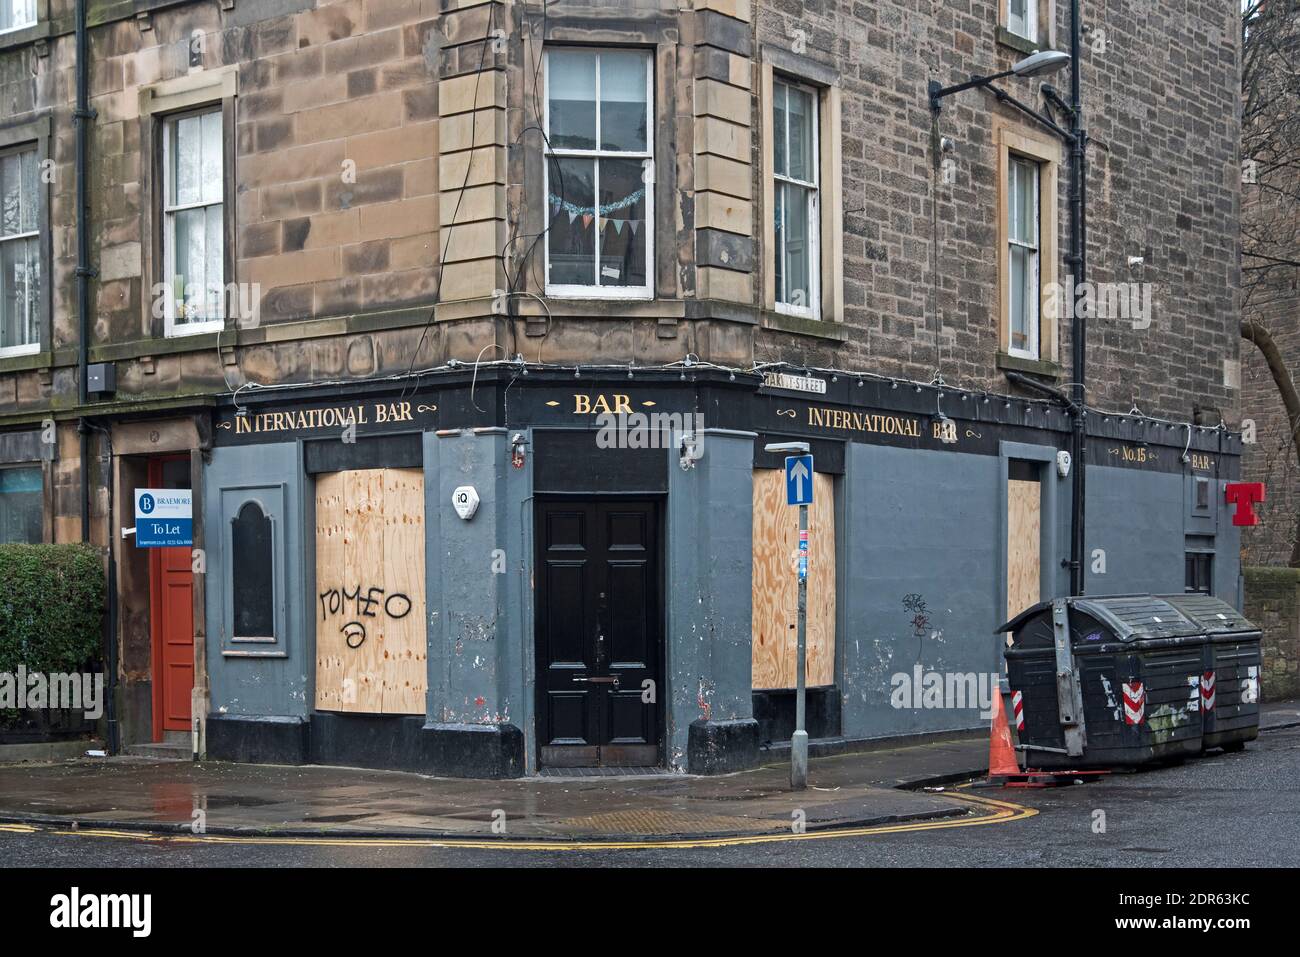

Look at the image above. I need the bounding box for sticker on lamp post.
[135,488,193,547]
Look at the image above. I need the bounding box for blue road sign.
[784,454,814,506]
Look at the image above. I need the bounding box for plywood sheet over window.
[315,468,427,714]
[752,469,835,689]
[1007,478,1041,621]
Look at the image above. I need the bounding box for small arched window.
[231,500,274,638]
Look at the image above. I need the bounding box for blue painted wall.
[204,440,310,718]
[665,430,756,769]
[1085,466,1187,596]
[202,422,1243,766]
[838,443,1010,739]
[425,430,526,736]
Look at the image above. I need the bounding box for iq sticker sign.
[135,488,193,547]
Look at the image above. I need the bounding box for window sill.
[997,351,1063,379]
[0,348,51,373]
[0,20,51,53]
[166,320,226,339]
[761,310,846,342]
[996,26,1041,56]
[543,287,655,303]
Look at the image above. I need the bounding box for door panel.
[606,561,650,663]
[158,548,193,732]
[547,562,589,664]
[536,500,661,767]
[149,457,194,740]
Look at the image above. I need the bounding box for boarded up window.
[1007,464,1041,621]
[315,468,427,714]
[751,469,835,689]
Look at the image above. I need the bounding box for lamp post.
[765,440,812,790]
[929,37,1091,598]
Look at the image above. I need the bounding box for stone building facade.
[0,0,1248,775]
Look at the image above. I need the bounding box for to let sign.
[135,488,193,547]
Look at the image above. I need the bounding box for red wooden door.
[148,458,194,740]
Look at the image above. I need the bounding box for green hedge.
[0,543,105,675]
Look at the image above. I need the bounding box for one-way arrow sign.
[784,454,814,506]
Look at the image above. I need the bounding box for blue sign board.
[135,488,193,547]
[784,454,814,506]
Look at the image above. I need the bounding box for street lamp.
[765,440,812,790]
[926,36,1091,598]
[928,50,1071,125]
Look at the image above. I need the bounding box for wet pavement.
[3,727,1298,866]
[0,744,979,840]
[1,701,1293,843]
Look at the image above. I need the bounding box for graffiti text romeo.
[318,585,413,650]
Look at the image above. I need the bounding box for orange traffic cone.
[987,690,1021,779]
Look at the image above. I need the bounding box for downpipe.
[1066,0,1088,597]
[82,421,119,756]
[75,2,113,752]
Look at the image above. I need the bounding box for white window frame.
[162,106,225,338]
[543,48,655,301]
[1006,154,1041,360]
[0,0,36,36]
[772,77,821,320]
[1007,0,1037,44]
[0,143,41,358]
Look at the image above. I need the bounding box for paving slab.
[0,753,973,841]
[6,704,1289,841]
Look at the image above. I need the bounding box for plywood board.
[752,469,836,690]
[313,472,348,712]
[1007,478,1041,621]
[315,468,427,714]
[382,467,427,714]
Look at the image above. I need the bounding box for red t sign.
[1224,483,1265,526]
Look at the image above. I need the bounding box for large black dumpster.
[1158,594,1262,752]
[999,596,1206,769]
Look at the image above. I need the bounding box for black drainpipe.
[1005,370,1077,412]
[74,2,113,751]
[75,0,96,540]
[1066,0,1088,596]
[83,421,119,755]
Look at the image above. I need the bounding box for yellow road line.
[19,792,1035,852]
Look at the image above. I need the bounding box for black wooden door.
[536,500,661,767]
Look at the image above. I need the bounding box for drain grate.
[547,807,778,836]
[537,766,668,778]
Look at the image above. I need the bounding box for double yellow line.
[1,791,1035,852]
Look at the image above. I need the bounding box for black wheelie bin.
[999,595,1207,769]
[1158,594,1262,752]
